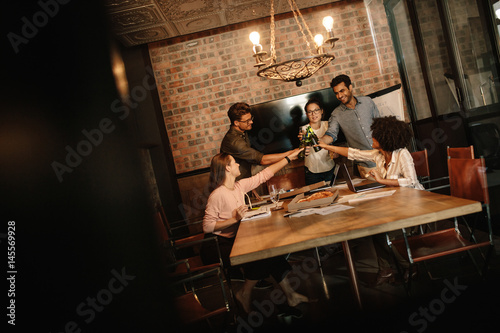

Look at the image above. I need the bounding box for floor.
[184,223,500,333]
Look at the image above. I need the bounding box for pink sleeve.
[203,193,219,234]
[236,167,274,193]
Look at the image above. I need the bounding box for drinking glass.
[269,185,283,211]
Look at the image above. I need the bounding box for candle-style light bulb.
[322,16,334,31]
[314,34,324,47]
[249,31,261,45]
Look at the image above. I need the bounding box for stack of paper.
[241,208,271,221]
[285,204,354,218]
[341,190,396,204]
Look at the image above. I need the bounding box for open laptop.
[309,164,341,193]
[340,163,386,193]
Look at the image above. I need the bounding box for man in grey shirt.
[321,74,380,176]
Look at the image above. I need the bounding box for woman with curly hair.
[317,116,423,285]
[317,116,423,189]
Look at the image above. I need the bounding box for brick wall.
[148,0,401,174]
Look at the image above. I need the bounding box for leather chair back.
[411,149,430,178]
[448,157,489,204]
[447,145,475,159]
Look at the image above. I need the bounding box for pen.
[284,212,299,218]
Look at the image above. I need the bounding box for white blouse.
[347,147,424,190]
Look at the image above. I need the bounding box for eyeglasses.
[306,109,321,115]
[238,116,254,125]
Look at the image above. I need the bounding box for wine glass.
[269,185,283,211]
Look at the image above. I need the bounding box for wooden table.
[229,186,482,308]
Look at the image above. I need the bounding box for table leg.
[342,240,362,310]
[314,247,330,300]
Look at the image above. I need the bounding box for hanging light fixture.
[249,0,338,86]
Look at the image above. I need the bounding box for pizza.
[297,191,335,203]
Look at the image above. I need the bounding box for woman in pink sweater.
[202,150,308,314]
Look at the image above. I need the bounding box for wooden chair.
[154,208,238,315]
[411,149,430,183]
[447,145,474,159]
[410,149,449,191]
[389,157,493,293]
[157,204,204,240]
[168,265,232,331]
[153,211,220,276]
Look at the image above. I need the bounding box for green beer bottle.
[298,126,309,159]
[307,126,322,152]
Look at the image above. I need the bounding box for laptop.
[340,163,386,193]
[309,164,341,193]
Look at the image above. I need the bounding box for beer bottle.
[307,126,322,152]
[298,126,309,159]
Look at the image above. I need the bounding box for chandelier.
[249,0,338,86]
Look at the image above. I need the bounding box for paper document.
[285,204,354,218]
[241,208,271,221]
[284,209,316,218]
[346,190,396,204]
[314,204,355,215]
[258,201,283,210]
[337,194,361,203]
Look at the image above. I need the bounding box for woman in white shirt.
[317,116,423,190]
[301,99,336,185]
[317,116,423,285]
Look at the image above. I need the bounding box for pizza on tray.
[297,191,335,203]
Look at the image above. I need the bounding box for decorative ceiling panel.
[108,5,166,31]
[173,11,226,35]
[156,0,224,20]
[105,0,154,12]
[105,0,341,46]
[116,24,173,47]
[224,0,270,25]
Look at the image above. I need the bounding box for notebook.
[309,164,341,193]
[340,163,386,193]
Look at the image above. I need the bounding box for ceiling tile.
[117,24,172,46]
[108,5,166,32]
[105,0,154,13]
[106,0,343,46]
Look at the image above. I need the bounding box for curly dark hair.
[330,74,352,89]
[227,102,251,126]
[370,116,412,152]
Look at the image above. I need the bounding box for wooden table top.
[229,186,482,265]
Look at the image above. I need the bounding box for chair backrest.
[448,157,489,204]
[266,171,305,193]
[411,149,430,178]
[447,145,474,159]
[157,204,204,237]
[153,211,178,268]
[170,266,230,326]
